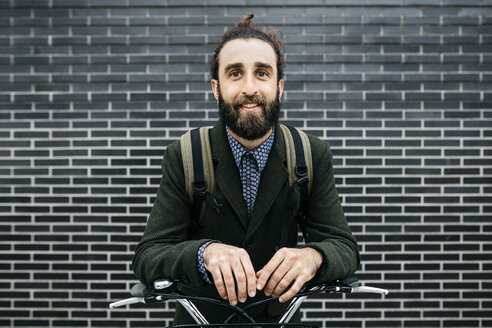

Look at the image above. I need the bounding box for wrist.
[197,240,220,284]
[203,241,221,267]
[305,247,323,270]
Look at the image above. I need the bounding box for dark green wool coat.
[132,120,360,325]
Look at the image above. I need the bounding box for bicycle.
[109,277,388,328]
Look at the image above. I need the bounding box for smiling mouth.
[240,103,261,112]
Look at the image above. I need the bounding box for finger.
[210,268,228,300]
[221,265,238,305]
[233,260,247,303]
[263,259,290,297]
[256,251,285,290]
[241,256,257,298]
[271,267,298,298]
[279,277,305,303]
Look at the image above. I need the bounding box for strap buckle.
[192,181,222,214]
[296,175,309,186]
[205,193,222,214]
[192,181,207,201]
[192,181,207,193]
[295,165,308,178]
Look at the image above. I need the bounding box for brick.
[1,2,491,327]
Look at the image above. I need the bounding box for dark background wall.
[1,0,491,327]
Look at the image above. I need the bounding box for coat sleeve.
[132,140,213,287]
[302,136,360,284]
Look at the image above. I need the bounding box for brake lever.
[109,297,145,308]
[352,286,389,295]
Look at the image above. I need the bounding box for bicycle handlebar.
[109,277,388,310]
[110,277,388,325]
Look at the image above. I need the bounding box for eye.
[257,71,268,78]
[230,71,241,78]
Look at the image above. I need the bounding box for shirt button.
[246,178,251,186]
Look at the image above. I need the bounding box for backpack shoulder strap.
[180,126,221,225]
[279,124,313,244]
[279,124,313,195]
[180,126,214,199]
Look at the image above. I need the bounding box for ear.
[211,79,219,101]
[278,79,284,100]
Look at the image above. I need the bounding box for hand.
[256,247,323,303]
[203,243,257,305]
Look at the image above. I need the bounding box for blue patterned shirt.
[196,126,276,284]
[226,126,275,217]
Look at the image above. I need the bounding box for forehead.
[218,38,277,72]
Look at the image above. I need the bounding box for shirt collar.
[226,126,275,172]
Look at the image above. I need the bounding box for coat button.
[180,275,189,284]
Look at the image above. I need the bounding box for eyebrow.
[224,62,274,72]
[224,63,243,71]
[255,62,273,71]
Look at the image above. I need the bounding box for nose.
[242,72,258,96]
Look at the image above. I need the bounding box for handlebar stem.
[176,299,209,325]
[278,295,308,324]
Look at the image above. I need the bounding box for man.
[132,13,360,324]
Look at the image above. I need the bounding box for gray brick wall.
[1,0,491,327]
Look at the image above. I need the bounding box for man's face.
[211,38,284,140]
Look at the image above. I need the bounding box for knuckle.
[207,257,218,266]
[278,280,289,290]
[235,274,245,284]
[294,264,304,273]
[219,253,229,262]
[271,272,283,281]
[229,247,239,255]
[300,270,311,279]
[289,251,299,260]
[245,271,255,281]
[278,247,287,255]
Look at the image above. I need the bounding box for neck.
[227,127,273,150]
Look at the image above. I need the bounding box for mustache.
[232,95,267,108]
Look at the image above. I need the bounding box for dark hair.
[211,13,284,82]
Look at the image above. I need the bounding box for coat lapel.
[245,124,288,241]
[210,121,249,230]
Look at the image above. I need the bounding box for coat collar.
[209,120,288,235]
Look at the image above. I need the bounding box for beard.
[218,89,281,141]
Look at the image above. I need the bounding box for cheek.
[264,84,279,99]
[219,82,241,99]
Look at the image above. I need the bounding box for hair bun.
[236,12,255,28]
